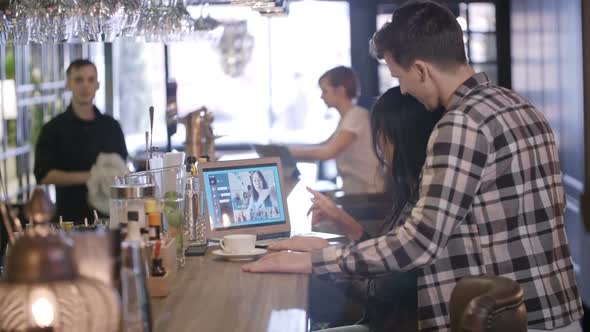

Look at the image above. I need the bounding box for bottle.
[151,240,166,277]
[184,156,201,248]
[194,157,208,246]
[121,240,153,332]
[185,157,207,246]
[145,199,162,243]
[126,212,152,283]
[148,212,162,242]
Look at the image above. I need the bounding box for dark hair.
[250,171,269,202]
[66,59,97,78]
[371,86,444,213]
[370,0,466,69]
[318,66,360,99]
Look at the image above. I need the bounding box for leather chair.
[450,276,527,332]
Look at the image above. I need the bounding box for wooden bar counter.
[152,248,309,332]
[152,175,319,331]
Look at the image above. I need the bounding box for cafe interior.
[0,0,589,331]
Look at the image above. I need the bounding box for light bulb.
[30,288,56,328]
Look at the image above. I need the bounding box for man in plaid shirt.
[243,1,583,331]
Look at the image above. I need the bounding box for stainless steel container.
[109,184,156,230]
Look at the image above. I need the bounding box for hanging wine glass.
[193,1,223,44]
[162,1,180,43]
[193,3,217,31]
[120,0,146,38]
[77,0,124,42]
[178,0,196,42]
[135,0,164,43]
[30,0,78,43]
[0,10,9,45]
[9,0,32,45]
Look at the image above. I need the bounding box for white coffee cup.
[219,234,256,254]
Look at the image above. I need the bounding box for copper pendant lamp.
[0,187,121,332]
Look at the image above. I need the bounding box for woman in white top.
[288,66,384,194]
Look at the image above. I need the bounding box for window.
[0,43,94,199]
[111,42,166,156]
[376,12,398,95]
[460,3,498,83]
[168,1,351,148]
[376,2,498,93]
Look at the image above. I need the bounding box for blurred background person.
[34,59,128,224]
[288,66,384,194]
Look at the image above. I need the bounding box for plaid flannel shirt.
[311,72,583,331]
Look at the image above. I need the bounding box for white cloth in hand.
[87,153,129,215]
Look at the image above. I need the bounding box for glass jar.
[114,165,187,268]
[109,184,156,230]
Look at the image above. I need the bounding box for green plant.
[29,105,44,146]
[6,118,15,146]
[4,45,15,80]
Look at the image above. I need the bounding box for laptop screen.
[202,163,287,231]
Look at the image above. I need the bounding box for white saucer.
[211,248,267,261]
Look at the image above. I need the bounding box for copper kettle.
[182,107,216,159]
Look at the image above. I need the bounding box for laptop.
[198,157,344,246]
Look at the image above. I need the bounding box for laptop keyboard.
[256,231,291,241]
[255,231,292,247]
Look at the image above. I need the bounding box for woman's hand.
[268,236,330,252]
[307,187,363,241]
[307,187,343,223]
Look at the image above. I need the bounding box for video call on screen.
[203,165,286,231]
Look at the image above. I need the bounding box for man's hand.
[268,236,330,252]
[241,251,312,274]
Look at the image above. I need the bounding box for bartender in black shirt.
[34,59,128,223]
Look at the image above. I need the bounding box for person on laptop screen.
[205,164,285,229]
[247,170,279,220]
[287,66,384,194]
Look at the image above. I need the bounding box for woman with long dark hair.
[267,87,444,331]
[274,87,443,247]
